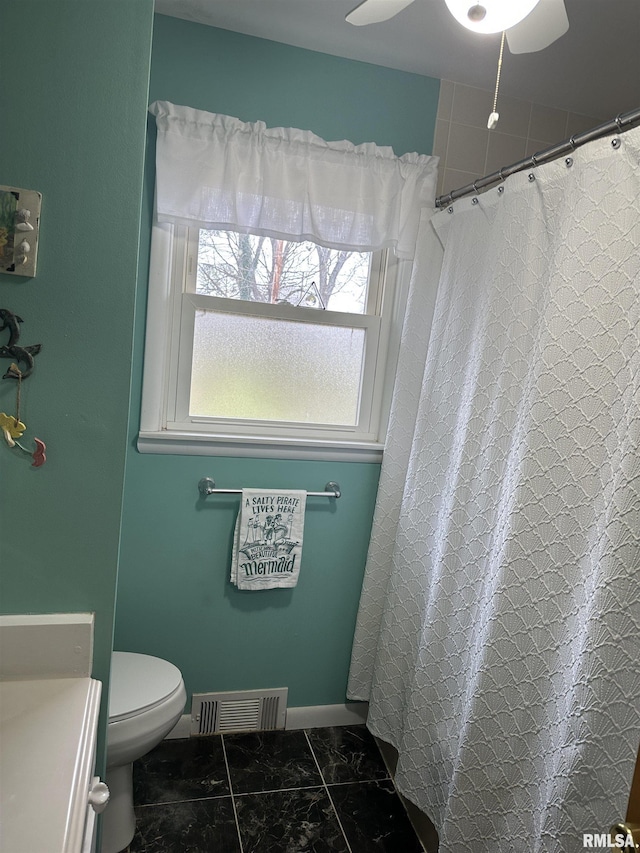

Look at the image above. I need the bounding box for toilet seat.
[109,652,184,723]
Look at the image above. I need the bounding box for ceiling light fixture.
[443,0,541,34]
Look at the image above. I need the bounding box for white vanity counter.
[0,677,102,853]
[0,614,104,853]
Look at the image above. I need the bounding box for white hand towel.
[230,489,307,590]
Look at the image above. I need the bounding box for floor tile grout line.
[152,778,395,799]
[324,775,392,787]
[135,792,235,808]
[221,734,245,853]
[136,781,333,808]
[234,783,326,796]
[304,730,354,853]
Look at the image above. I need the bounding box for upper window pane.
[196,230,372,315]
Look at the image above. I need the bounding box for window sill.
[137,430,384,463]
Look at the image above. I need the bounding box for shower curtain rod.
[435,105,640,209]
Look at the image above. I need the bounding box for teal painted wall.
[114,15,440,709]
[148,15,439,154]
[0,0,154,768]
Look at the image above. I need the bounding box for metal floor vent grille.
[191,688,288,735]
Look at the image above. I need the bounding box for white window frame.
[138,222,412,462]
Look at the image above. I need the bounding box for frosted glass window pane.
[190,310,366,425]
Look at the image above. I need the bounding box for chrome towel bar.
[198,477,341,499]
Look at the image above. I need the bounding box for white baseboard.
[165,702,368,739]
[166,714,192,739]
[285,702,368,730]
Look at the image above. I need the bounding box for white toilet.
[101,652,187,853]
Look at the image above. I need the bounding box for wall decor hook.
[0,308,41,379]
[0,308,46,466]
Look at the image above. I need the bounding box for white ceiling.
[154,0,639,121]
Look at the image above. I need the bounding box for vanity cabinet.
[0,614,107,853]
[0,676,106,853]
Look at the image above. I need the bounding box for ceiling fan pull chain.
[488,30,506,129]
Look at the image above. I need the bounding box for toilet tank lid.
[109,652,184,721]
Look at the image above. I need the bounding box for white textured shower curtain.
[348,126,640,853]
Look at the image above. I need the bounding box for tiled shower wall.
[434,79,605,198]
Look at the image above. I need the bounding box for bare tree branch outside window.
[196,230,371,314]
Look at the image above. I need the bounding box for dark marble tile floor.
[128,725,426,852]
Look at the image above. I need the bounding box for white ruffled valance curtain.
[349,126,640,852]
[148,100,438,259]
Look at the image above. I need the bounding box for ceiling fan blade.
[506,0,569,53]
[346,0,416,26]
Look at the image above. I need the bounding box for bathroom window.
[189,229,374,426]
[140,103,433,460]
[138,224,410,461]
